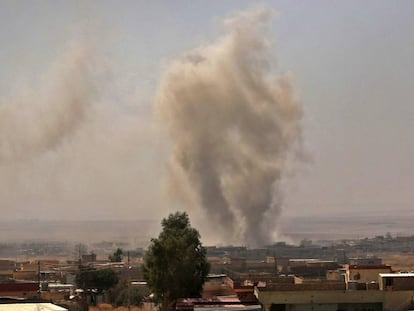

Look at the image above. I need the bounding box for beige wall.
[258,290,384,308]
[383,290,414,311]
[348,268,391,283]
[13,270,37,280]
[326,270,340,281]
[288,304,337,311]
[382,277,414,291]
[0,290,38,298]
[257,288,414,311]
[41,291,68,301]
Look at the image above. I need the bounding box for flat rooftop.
[0,303,67,311]
[379,273,414,278]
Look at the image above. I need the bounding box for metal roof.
[195,305,261,311]
[379,273,414,278]
[0,303,67,311]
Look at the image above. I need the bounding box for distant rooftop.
[348,265,391,270]
[379,273,414,278]
[194,305,261,311]
[0,303,67,311]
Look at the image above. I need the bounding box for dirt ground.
[89,304,152,311]
[381,253,414,271]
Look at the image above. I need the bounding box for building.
[345,265,392,285]
[0,261,15,282]
[0,283,38,298]
[12,270,37,281]
[289,260,339,279]
[0,303,67,311]
[254,273,414,311]
[40,283,74,301]
[81,253,97,264]
[176,296,261,311]
[379,272,414,291]
[256,283,383,311]
[348,257,382,266]
[202,275,235,298]
[0,261,15,271]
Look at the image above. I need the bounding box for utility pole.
[273,253,278,276]
[128,251,131,311]
[37,261,41,297]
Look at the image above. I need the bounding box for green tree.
[142,212,210,311]
[109,248,123,262]
[93,269,119,290]
[76,267,119,292]
[108,280,150,307]
[74,243,88,260]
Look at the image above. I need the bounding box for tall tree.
[76,267,119,292]
[142,212,210,311]
[109,248,123,262]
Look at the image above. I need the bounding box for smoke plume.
[0,32,166,225]
[156,8,303,246]
[0,41,98,162]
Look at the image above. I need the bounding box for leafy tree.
[109,248,123,262]
[76,267,119,292]
[74,243,88,260]
[93,269,119,290]
[142,212,210,311]
[109,280,150,307]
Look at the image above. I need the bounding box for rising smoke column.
[0,40,98,162]
[156,8,303,246]
[0,30,170,223]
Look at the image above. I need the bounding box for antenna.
[128,251,131,311]
[37,261,41,296]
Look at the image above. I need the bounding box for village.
[2,233,414,311]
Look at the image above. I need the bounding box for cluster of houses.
[182,256,414,311]
[0,254,137,310]
[1,253,414,311]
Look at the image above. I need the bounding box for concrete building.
[40,283,74,301]
[348,257,382,266]
[0,261,15,282]
[0,261,15,271]
[202,275,235,298]
[345,265,392,285]
[12,270,37,281]
[0,283,38,298]
[256,284,383,311]
[379,272,414,291]
[254,273,414,311]
[176,296,261,311]
[18,260,60,272]
[289,260,339,279]
[81,253,97,264]
[0,303,67,311]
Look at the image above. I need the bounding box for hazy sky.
[1,0,413,227]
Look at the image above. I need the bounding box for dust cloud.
[0,7,302,246]
[0,41,97,162]
[0,34,165,225]
[156,8,303,247]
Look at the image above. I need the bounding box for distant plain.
[1,211,413,246]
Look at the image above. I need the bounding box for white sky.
[0,0,413,221]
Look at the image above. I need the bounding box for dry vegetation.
[89,304,152,311]
[381,253,414,271]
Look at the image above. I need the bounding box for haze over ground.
[1,1,413,245]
